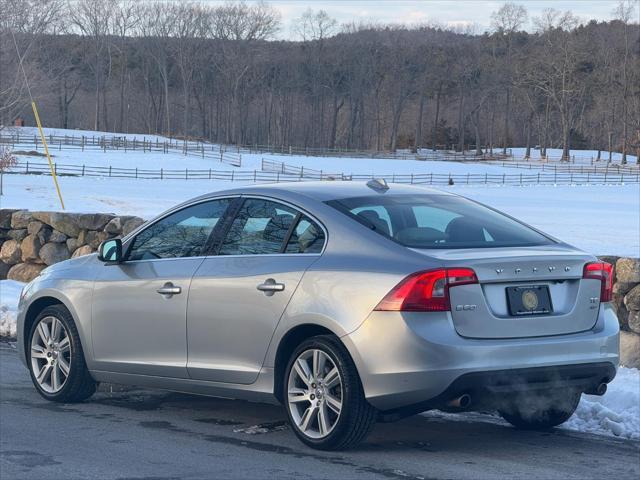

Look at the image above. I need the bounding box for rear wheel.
[28,305,96,403]
[498,389,581,430]
[284,335,376,450]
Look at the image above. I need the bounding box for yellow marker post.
[31,101,65,209]
[12,29,65,210]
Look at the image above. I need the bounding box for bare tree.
[67,0,116,131]
[491,2,528,154]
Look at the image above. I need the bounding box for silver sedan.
[17,181,619,450]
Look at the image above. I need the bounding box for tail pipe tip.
[585,382,608,396]
[447,393,472,409]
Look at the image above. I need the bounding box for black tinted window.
[285,216,325,254]
[219,199,296,255]
[128,199,230,260]
[327,194,553,249]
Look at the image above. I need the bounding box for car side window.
[285,216,325,254]
[219,199,297,255]
[127,199,232,261]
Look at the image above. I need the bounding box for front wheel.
[498,389,581,430]
[284,335,376,450]
[28,305,96,403]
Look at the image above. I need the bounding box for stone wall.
[0,209,144,282]
[0,209,638,367]
[602,256,640,368]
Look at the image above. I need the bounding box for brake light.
[583,262,613,302]
[374,268,478,312]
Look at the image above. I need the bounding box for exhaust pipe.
[585,382,607,396]
[447,393,472,409]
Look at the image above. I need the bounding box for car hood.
[41,252,100,276]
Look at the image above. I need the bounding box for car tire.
[28,304,96,403]
[283,335,377,450]
[498,389,581,430]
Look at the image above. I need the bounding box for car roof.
[195,181,454,203]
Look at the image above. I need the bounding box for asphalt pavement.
[1,342,638,480]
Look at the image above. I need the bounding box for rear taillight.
[583,262,614,302]
[374,268,478,312]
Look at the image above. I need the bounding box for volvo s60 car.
[17,181,619,450]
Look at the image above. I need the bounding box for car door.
[91,198,234,377]
[187,197,326,384]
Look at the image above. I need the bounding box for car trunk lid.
[413,246,600,339]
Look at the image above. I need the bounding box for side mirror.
[98,238,123,263]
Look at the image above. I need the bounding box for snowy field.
[1,277,638,441]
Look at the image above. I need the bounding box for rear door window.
[218,199,325,255]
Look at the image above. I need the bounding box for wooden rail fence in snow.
[7,159,639,185]
[0,133,241,167]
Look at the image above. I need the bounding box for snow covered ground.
[0,279,21,338]
[0,278,637,441]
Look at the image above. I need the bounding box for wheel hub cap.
[30,316,71,394]
[287,348,343,439]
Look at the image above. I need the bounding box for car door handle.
[156,282,182,297]
[257,279,285,296]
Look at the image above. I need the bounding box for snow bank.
[564,367,640,440]
[0,280,24,338]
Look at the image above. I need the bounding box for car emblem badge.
[522,290,539,311]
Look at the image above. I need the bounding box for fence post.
[209,169,212,180]
[254,170,257,182]
[161,168,163,180]
[26,161,29,173]
[186,168,188,180]
[231,170,234,181]
[519,173,522,185]
[109,166,112,177]
[485,173,487,184]
[135,167,138,179]
[411,173,414,184]
[82,165,85,176]
[502,173,505,184]
[54,163,57,175]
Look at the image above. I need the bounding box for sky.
[202,0,634,38]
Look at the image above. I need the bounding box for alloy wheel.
[287,348,343,439]
[30,316,71,394]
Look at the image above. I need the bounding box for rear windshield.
[326,194,554,249]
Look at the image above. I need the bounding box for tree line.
[1,0,639,162]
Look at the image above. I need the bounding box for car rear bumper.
[342,303,619,412]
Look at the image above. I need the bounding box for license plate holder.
[506,285,552,316]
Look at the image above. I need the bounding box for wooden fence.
[8,159,639,185]
[0,133,242,167]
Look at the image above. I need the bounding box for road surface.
[1,342,638,480]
